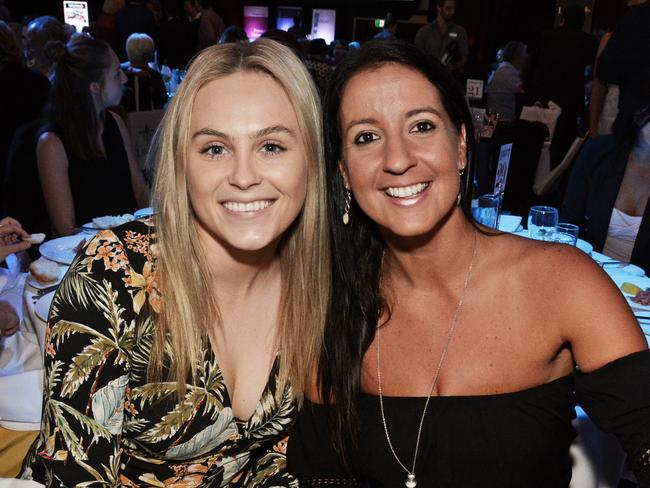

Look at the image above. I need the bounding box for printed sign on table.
[62,1,89,32]
[493,143,513,196]
[243,6,269,41]
[466,79,484,100]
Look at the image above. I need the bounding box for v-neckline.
[205,344,280,426]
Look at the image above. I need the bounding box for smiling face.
[339,62,466,238]
[186,71,308,253]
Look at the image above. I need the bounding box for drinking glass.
[472,193,501,228]
[527,206,559,240]
[550,223,579,245]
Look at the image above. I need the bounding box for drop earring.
[343,190,351,225]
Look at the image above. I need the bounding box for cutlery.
[36,284,59,297]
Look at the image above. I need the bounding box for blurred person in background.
[89,0,125,44]
[192,0,225,51]
[597,0,650,139]
[374,13,398,40]
[415,0,469,76]
[218,25,248,44]
[0,21,49,184]
[114,0,154,60]
[529,4,597,167]
[36,34,149,237]
[0,0,11,22]
[563,99,650,272]
[121,32,167,111]
[22,16,68,77]
[287,13,307,39]
[486,41,527,121]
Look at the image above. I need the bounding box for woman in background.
[563,102,650,272]
[37,34,149,236]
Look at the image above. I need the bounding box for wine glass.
[527,206,558,240]
[550,223,579,245]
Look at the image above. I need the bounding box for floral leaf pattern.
[22,219,298,487]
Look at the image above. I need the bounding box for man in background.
[374,13,398,40]
[414,0,468,76]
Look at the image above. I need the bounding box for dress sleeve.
[575,349,650,486]
[31,229,137,486]
[287,402,364,487]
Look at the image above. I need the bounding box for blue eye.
[202,144,226,158]
[354,132,379,145]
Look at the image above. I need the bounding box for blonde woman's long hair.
[150,39,330,402]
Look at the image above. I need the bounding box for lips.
[221,199,275,213]
[384,182,430,198]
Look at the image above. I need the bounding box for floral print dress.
[22,219,298,487]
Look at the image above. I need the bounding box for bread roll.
[29,258,59,285]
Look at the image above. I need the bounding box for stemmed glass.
[527,206,559,240]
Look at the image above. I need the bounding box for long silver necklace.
[376,231,478,488]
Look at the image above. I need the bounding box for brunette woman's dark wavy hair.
[44,34,113,160]
[318,39,475,464]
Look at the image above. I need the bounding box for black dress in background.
[52,111,138,226]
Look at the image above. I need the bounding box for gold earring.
[343,190,351,225]
[459,167,465,176]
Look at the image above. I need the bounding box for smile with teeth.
[384,182,430,198]
[222,200,274,213]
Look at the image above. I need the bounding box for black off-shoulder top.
[288,349,650,487]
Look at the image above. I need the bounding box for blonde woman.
[22,39,329,487]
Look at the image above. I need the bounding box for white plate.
[608,271,650,312]
[26,264,67,289]
[92,213,135,229]
[576,239,593,255]
[34,290,55,322]
[134,207,154,218]
[39,234,88,265]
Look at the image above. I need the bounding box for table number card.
[494,143,513,196]
[466,79,484,100]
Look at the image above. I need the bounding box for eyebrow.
[345,118,378,134]
[345,107,445,134]
[191,125,296,141]
[406,107,445,119]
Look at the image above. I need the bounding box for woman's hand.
[0,217,32,263]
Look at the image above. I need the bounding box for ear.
[457,123,468,172]
[89,81,101,95]
[338,161,351,190]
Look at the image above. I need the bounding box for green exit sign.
[375,19,385,28]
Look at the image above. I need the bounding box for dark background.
[5,0,625,80]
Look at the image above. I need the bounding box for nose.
[228,153,261,189]
[382,134,416,175]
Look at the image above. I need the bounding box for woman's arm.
[109,111,151,208]
[32,230,134,485]
[36,132,76,236]
[588,33,612,138]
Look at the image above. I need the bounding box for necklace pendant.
[405,473,417,487]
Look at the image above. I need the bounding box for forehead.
[190,71,300,130]
[441,0,455,8]
[340,63,447,120]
